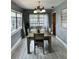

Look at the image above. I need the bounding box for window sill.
[11,26,22,36]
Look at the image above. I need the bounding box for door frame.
[52,12,56,35]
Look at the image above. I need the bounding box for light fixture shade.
[34,10,37,13]
[41,7,46,12]
[34,8,37,13]
[42,9,46,12]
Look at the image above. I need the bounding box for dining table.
[27,32,52,54]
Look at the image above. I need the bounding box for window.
[29,14,49,28]
[11,11,17,31]
[11,10,22,34]
[61,9,67,29]
[17,13,22,28]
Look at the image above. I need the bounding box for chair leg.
[34,41,36,54]
[43,41,45,55]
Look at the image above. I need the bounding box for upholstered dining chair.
[34,33,44,54]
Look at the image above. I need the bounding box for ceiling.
[12,0,65,9]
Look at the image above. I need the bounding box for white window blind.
[11,10,22,34]
[29,14,49,28]
[11,11,17,31]
[17,13,22,28]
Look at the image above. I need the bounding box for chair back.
[34,33,44,40]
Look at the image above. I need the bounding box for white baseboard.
[56,36,67,48]
[11,37,22,55]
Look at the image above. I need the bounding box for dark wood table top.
[27,32,51,38]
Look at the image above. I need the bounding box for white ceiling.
[12,0,65,9]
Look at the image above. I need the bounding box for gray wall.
[11,1,23,48]
[48,13,53,29]
[55,0,67,44]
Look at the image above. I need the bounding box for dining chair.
[34,33,44,54]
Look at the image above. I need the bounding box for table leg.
[27,38,31,54]
[48,36,51,53]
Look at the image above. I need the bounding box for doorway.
[52,13,56,35]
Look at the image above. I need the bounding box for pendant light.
[34,1,46,13]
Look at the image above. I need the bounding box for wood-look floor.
[11,36,67,59]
